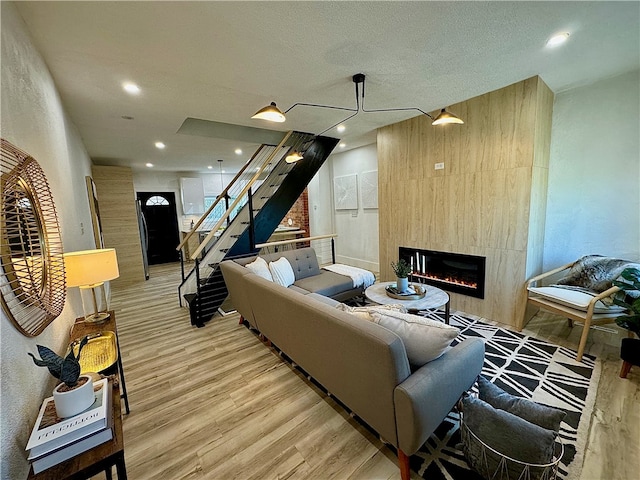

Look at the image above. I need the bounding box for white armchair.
[526,256,636,362]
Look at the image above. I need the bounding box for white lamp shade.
[64,248,119,287]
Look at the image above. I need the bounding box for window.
[146,195,169,206]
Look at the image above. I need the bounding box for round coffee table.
[365,281,450,324]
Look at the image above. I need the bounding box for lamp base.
[84,311,111,324]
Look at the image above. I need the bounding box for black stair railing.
[183,132,338,327]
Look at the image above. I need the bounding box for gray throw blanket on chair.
[554,255,640,301]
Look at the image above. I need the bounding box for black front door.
[137,192,180,265]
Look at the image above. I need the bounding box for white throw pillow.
[245,256,273,282]
[369,310,459,367]
[335,303,408,322]
[269,257,296,287]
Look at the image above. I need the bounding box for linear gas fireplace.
[399,247,486,299]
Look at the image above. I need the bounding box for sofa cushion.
[528,286,626,313]
[269,257,295,287]
[245,256,273,281]
[477,375,566,432]
[336,303,408,322]
[369,310,458,367]
[293,270,354,297]
[462,395,557,475]
[261,247,321,280]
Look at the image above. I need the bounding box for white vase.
[52,374,95,418]
[396,277,409,293]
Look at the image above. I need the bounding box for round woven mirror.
[1,139,66,336]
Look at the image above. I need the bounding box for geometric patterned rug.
[411,310,600,480]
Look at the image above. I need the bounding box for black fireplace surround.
[399,247,486,299]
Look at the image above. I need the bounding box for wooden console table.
[27,379,127,480]
[69,311,130,414]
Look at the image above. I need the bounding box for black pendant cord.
[283,73,438,138]
[357,74,435,120]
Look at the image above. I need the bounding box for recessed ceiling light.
[207,165,213,169]
[145,163,153,168]
[339,143,346,148]
[221,170,226,173]
[337,125,346,133]
[155,142,166,149]
[123,82,140,94]
[546,32,570,48]
[234,148,242,155]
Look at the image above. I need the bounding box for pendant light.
[251,102,285,122]
[251,73,463,135]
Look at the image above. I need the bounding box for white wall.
[543,70,640,269]
[133,170,237,231]
[326,144,379,271]
[1,3,96,478]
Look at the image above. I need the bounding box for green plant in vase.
[612,267,640,378]
[29,336,96,417]
[613,267,640,336]
[391,259,412,293]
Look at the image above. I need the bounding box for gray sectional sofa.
[220,248,485,480]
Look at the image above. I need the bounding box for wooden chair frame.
[526,261,624,362]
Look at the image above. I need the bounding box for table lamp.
[64,248,119,323]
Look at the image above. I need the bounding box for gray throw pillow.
[462,395,557,479]
[477,375,566,432]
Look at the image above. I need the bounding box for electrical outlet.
[435,162,445,170]
[80,222,84,234]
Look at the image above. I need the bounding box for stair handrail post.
[224,193,230,227]
[179,250,185,281]
[248,187,255,250]
[176,144,266,252]
[191,131,293,260]
[194,257,201,320]
[331,237,336,264]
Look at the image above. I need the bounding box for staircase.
[178,131,338,327]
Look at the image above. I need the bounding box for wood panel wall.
[91,165,145,286]
[378,76,553,328]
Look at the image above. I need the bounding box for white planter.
[52,374,95,418]
[396,277,409,293]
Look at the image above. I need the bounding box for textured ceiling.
[12,1,640,173]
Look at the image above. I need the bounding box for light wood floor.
[105,263,639,480]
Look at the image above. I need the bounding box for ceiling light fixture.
[337,125,346,133]
[207,165,213,169]
[339,143,346,148]
[234,148,242,155]
[546,32,570,47]
[155,142,166,149]
[145,163,153,168]
[285,151,304,163]
[123,82,140,95]
[252,73,463,136]
[251,102,285,122]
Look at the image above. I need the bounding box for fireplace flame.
[411,272,478,289]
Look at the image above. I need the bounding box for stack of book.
[26,378,113,474]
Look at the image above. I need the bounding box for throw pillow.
[477,375,566,432]
[462,395,557,479]
[269,257,296,287]
[369,310,458,367]
[245,257,273,282]
[335,303,408,322]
